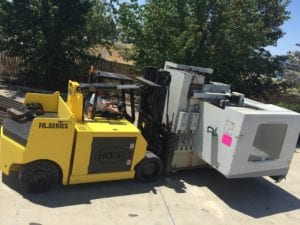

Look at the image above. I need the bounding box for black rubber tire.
[135,151,163,182]
[19,161,61,193]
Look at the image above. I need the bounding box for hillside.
[90,43,135,65]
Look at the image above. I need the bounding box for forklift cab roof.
[94,71,133,82]
[78,83,139,92]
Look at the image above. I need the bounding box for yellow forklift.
[0,69,173,193]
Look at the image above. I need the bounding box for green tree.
[118,0,290,97]
[0,0,116,89]
[119,0,185,69]
[87,0,117,45]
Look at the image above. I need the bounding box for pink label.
[222,134,232,147]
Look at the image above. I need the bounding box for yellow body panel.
[87,119,141,133]
[25,118,75,185]
[0,93,76,185]
[67,81,84,121]
[69,120,147,184]
[0,85,148,186]
[24,92,60,112]
[0,129,25,174]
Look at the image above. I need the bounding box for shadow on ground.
[2,168,299,219]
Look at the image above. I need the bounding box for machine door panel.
[88,137,136,174]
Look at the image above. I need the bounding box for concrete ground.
[0,152,299,225]
[0,83,299,225]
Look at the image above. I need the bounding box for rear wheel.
[19,160,61,193]
[135,151,163,182]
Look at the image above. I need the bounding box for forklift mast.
[137,67,178,174]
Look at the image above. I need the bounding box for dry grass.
[89,43,135,65]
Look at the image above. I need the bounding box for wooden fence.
[0,53,139,80]
[94,58,138,79]
[0,53,23,79]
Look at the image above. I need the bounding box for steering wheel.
[116,101,126,113]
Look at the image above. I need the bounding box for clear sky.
[266,0,300,56]
[135,0,299,56]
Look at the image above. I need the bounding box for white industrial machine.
[163,61,300,181]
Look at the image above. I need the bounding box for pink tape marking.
[222,134,232,147]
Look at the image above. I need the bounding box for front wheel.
[19,160,61,193]
[135,151,163,182]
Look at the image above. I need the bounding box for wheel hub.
[142,162,158,178]
[32,170,47,183]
